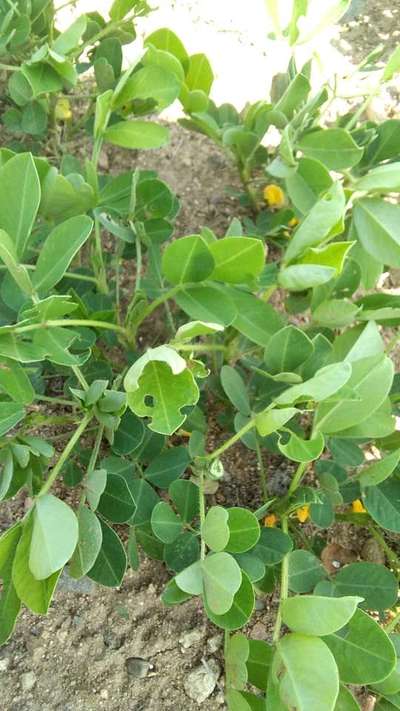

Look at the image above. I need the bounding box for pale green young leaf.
[12,516,61,614]
[208,237,265,283]
[276,361,352,406]
[278,431,325,462]
[221,365,251,415]
[144,28,189,64]
[0,153,41,258]
[282,595,362,636]
[104,121,169,149]
[284,182,346,264]
[359,449,400,487]
[202,552,242,615]
[273,634,339,711]
[185,53,213,94]
[29,495,79,580]
[202,506,230,552]
[0,357,34,404]
[53,15,87,54]
[151,501,183,543]
[174,320,224,342]
[354,198,400,268]
[255,407,298,436]
[354,163,400,193]
[383,44,400,81]
[298,128,363,170]
[68,505,103,579]
[0,229,33,295]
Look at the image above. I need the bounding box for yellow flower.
[55,97,72,121]
[288,217,299,227]
[263,184,285,209]
[264,513,278,527]
[296,505,310,523]
[352,499,367,514]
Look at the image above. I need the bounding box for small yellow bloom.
[55,97,72,121]
[296,505,310,523]
[263,184,285,209]
[288,217,299,227]
[264,513,278,527]
[352,499,367,514]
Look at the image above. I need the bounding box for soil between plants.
[1,3,400,709]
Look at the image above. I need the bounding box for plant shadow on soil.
[2,2,400,708]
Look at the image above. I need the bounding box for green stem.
[386,608,400,634]
[369,524,400,575]
[9,319,127,337]
[81,424,104,504]
[287,461,308,498]
[175,344,227,353]
[345,89,380,131]
[92,216,108,294]
[34,394,78,408]
[72,365,89,390]
[273,516,289,643]
[204,418,256,462]
[0,62,18,71]
[138,285,181,324]
[38,413,92,496]
[199,466,206,561]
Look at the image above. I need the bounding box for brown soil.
[1,3,400,709]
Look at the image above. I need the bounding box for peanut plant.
[1,3,400,711]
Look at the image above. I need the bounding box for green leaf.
[273,634,339,711]
[286,157,332,214]
[129,479,160,526]
[323,608,396,684]
[169,479,199,523]
[274,70,311,119]
[175,559,203,595]
[0,229,33,295]
[284,182,346,264]
[226,633,249,691]
[264,325,314,374]
[253,528,293,565]
[162,235,214,284]
[204,570,255,630]
[225,508,260,553]
[288,549,326,592]
[359,449,400,487]
[363,478,400,532]
[298,128,363,170]
[144,28,189,65]
[315,355,394,434]
[29,494,79,579]
[174,320,224,342]
[185,53,213,93]
[202,506,230,552]
[53,14,87,53]
[0,357,34,405]
[87,518,127,587]
[279,263,337,290]
[355,163,400,193]
[221,365,251,415]
[334,562,398,611]
[278,430,325,462]
[0,153,41,258]
[229,289,284,346]
[202,552,242,615]
[32,215,93,293]
[85,468,107,511]
[161,578,192,606]
[276,361,352,406]
[68,505,103,579]
[383,44,400,81]
[114,64,181,110]
[151,501,183,543]
[282,595,362,636]
[255,407,298,437]
[208,237,265,283]
[104,121,169,149]
[12,516,61,614]
[124,346,199,435]
[334,686,360,711]
[97,471,136,523]
[0,449,14,500]
[112,410,144,455]
[145,446,190,489]
[0,524,21,645]
[246,639,274,691]
[354,198,400,267]
[0,402,25,437]
[164,530,199,572]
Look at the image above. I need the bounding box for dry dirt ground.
[1,2,400,709]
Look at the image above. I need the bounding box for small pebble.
[179,628,204,649]
[20,671,37,693]
[184,660,220,704]
[125,657,153,679]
